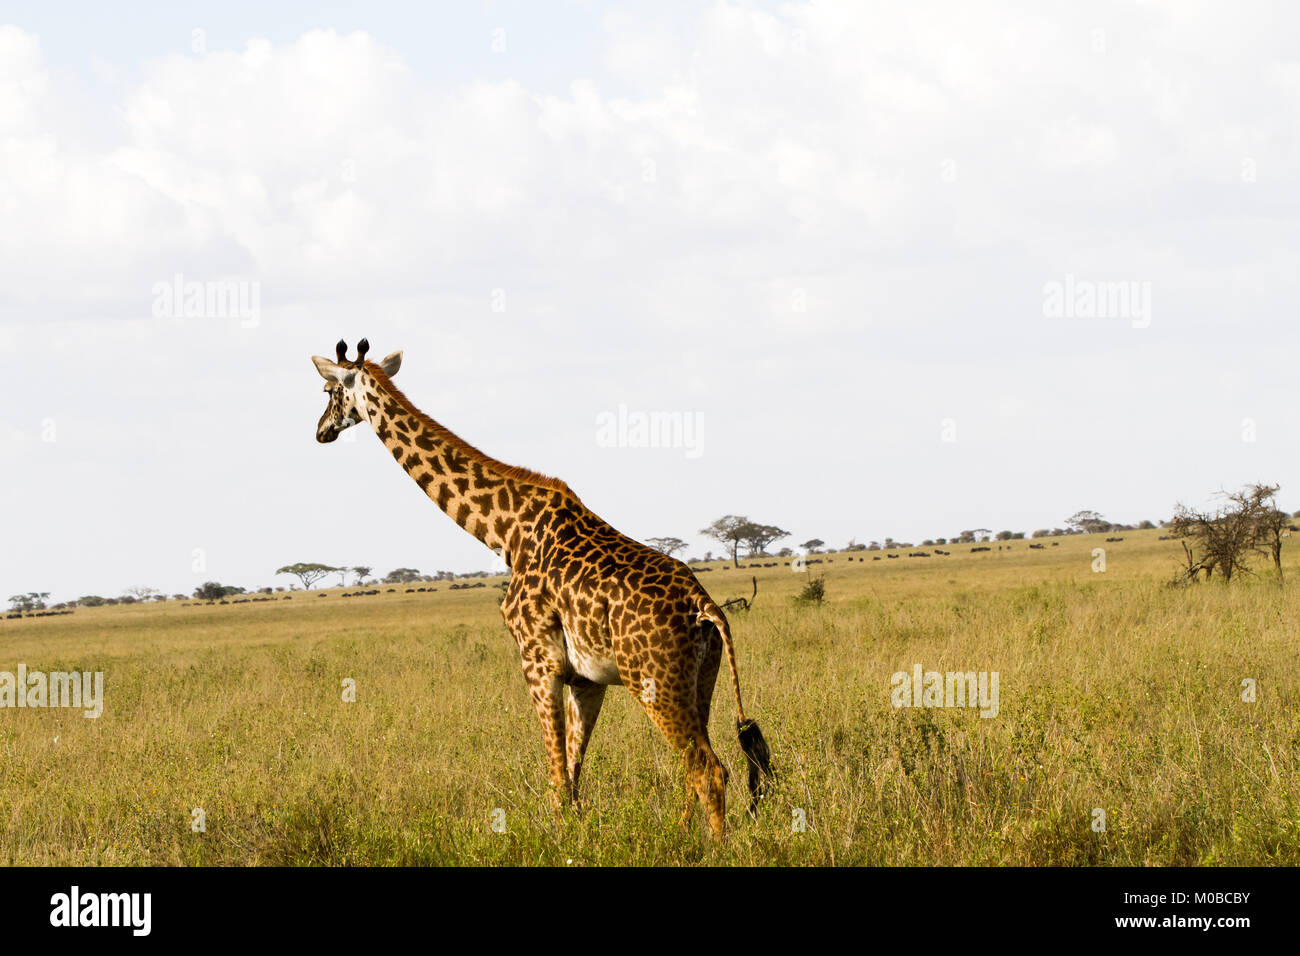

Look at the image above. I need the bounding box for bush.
[795,576,826,605]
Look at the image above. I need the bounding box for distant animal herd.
[691,541,1063,572]
[2,538,1107,619]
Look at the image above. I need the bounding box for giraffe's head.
[311,338,402,443]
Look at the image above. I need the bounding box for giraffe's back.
[531,502,719,688]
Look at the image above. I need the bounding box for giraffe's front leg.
[503,589,575,819]
[522,660,572,817]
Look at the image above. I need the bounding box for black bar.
[1,866,1291,942]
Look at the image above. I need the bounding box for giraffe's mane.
[363,362,579,501]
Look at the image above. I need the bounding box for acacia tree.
[384,568,422,584]
[645,537,688,558]
[701,515,750,568]
[352,566,373,585]
[741,522,790,557]
[123,585,159,602]
[1171,483,1285,583]
[1245,484,1288,580]
[1067,510,1110,534]
[193,582,243,600]
[8,592,49,612]
[275,563,337,590]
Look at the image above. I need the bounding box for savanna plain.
[2,528,1296,866]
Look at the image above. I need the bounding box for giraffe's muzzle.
[316,410,342,443]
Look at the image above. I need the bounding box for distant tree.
[646,537,689,558]
[351,566,373,586]
[996,530,1014,541]
[193,582,242,601]
[741,522,790,557]
[1137,520,1156,530]
[8,592,49,612]
[801,538,825,553]
[1067,510,1110,534]
[123,586,159,602]
[275,563,337,590]
[78,595,106,607]
[384,568,422,584]
[700,515,750,568]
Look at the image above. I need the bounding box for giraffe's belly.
[564,633,623,686]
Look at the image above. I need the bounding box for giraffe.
[311,339,773,838]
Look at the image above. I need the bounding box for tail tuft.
[737,718,774,816]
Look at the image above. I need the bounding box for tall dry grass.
[1,530,1296,865]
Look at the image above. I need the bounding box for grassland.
[1,528,1297,866]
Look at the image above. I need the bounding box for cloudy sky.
[3,1,1298,601]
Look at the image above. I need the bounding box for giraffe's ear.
[379,350,402,378]
[312,355,342,382]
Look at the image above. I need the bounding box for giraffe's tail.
[700,604,774,816]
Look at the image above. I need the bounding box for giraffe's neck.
[359,368,557,561]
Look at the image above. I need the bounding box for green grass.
[1,529,1297,865]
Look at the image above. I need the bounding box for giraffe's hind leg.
[683,732,728,839]
[696,621,723,730]
[639,687,728,840]
[681,624,725,830]
[565,679,607,806]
